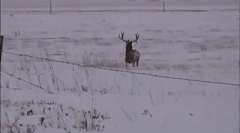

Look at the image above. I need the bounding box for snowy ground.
[1,1,239,133]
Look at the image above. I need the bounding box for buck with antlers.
[119,32,140,67]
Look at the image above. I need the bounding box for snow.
[1,1,239,133]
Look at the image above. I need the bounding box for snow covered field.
[1,1,239,133]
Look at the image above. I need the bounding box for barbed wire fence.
[1,70,55,94]
[2,51,240,89]
[1,0,209,14]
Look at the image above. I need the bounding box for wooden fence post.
[163,1,165,12]
[0,35,4,89]
[50,0,52,14]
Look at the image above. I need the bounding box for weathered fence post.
[163,1,165,12]
[0,35,4,89]
[50,0,52,14]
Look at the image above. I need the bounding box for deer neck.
[126,44,132,55]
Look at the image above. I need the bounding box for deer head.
[119,32,139,54]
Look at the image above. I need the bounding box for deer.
[119,32,140,67]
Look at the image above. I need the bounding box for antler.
[119,32,127,42]
[131,33,139,43]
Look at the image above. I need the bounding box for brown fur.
[125,50,140,67]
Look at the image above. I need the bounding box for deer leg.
[136,60,139,67]
[133,62,135,67]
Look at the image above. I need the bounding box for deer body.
[119,32,140,67]
[125,50,140,67]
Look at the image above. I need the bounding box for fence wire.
[1,70,55,94]
[2,51,240,87]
